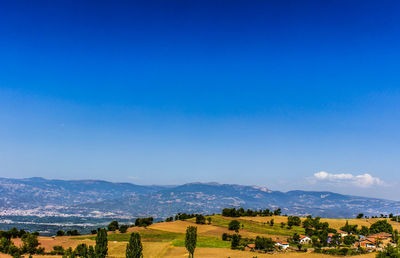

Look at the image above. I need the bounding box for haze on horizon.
[0,0,399,200]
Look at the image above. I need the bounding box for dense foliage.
[95,228,108,258]
[369,220,393,234]
[228,220,241,232]
[185,226,197,258]
[255,236,275,252]
[126,232,143,258]
[107,221,119,231]
[222,207,281,217]
[134,217,154,227]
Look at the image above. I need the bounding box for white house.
[299,235,311,244]
[337,230,348,237]
[274,239,289,250]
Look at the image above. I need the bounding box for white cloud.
[313,171,384,187]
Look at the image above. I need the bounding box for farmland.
[1,214,398,257]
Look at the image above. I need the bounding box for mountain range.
[1,177,399,219]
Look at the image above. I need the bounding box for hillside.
[3,214,396,258]
[1,177,400,219]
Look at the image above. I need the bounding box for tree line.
[222,207,282,217]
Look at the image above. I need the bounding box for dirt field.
[12,236,95,252]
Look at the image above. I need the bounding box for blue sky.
[1,0,400,199]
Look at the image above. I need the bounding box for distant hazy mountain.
[1,177,399,219]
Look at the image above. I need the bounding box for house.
[337,230,348,237]
[368,232,391,240]
[357,238,376,249]
[274,239,289,250]
[299,235,311,244]
[367,232,392,246]
[246,243,255,251]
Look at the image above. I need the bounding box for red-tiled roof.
[368,232,392,239]
[275,239,289,245]
[299,235,309,239]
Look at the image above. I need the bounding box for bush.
[66,229,80,236]
[108,221,119,231]
[228,220,241,232]
[370,220,393,234]
[231,234,241,249]
[135,217,154,227]
[21,233,39,254]
[195,215,206,224]
[222,233,232,241]
[56,230,65,236]
[255,236,274,251]
[119,225,129,233]
[51,245,65,255]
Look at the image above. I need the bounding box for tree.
[370,220,393,234]
[56,230,65,236]
[340,221,358,234]
[343,235,356,246]
[88,245,95,258]
[207,217,212,225]
[9,228,19,238]
[270,219,274,226]
[185,226,197,258]
[356,213,364,219]
[195,215,206,225]
[108,221,119,231]
[273,208,282,216]
[135,217,154,227]
[95,228,108,258]
[376,244,400,258]
[126,232,143,258]
[222,233,231,241]
[66,229,80,236]
[0,237,12,254]
[230,234,241,249]
[360,226,369,236]
[393,230,399,244]
[21,233,39,254]
[119,225,129,233]
[75,243,88,257]
[255,236,275,251]
[287,216,301,227]
[292,233,300,244]
[228,220,240,232]
[51,245,65,255]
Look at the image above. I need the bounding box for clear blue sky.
[0,0,399,199]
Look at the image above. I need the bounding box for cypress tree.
[125,232,143,258]
[185,226,197,258]
[95,228,108,258]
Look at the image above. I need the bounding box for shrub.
[108,221,119,231]
[228,220,241,232]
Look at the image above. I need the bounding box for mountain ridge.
[1,177,399,219]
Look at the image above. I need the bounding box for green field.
[172,235,230,248]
